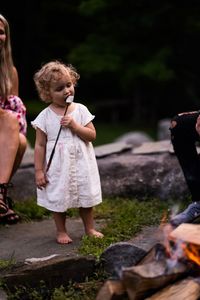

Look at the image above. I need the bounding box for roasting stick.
[46,95,74,172]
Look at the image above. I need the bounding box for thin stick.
[46,103,70,172]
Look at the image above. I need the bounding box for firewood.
[137,243,167,266]
[144,277,200,300]
[96,279,127,300]
[122,259,188,300]
[169,224,200,245]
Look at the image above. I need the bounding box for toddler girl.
[31,61,104,244]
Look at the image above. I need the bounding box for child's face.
[49,73,75,106]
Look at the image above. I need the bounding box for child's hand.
[60,115,77,129]
[35,170,48,190]
[196,115,200,135]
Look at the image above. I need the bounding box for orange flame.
[158,211,200,267]
[183,243,200,266]
[159,211,200,266]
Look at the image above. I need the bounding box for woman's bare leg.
[0,110,20,183]
[79,207,104,238]
[53,212,72,244]
[11,133,27,176]
[0,110,27,221]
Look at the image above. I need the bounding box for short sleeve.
[31,109,47,134]
[78,104,95,126]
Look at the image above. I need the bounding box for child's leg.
[52,212,72,244]
[79,207,104,238]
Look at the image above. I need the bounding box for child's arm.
[61,116,96,142]
[34,128,48,189]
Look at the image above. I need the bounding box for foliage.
[2,0,200,125]
[67,0,200,120]
[6,281,50,300]
[3,196,189,299]
[6,277,105,300]
[14,199,51,221]
[78,197,170,258]
[0,258,16,270]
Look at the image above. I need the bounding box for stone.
[132,140,174,154]
[97,151,189,200]
[100,242,146,278]
[114,131,153,147]
[1,255,96,292]
[157,118,171,140]
[95,142,132,158]
[10,139,191,202]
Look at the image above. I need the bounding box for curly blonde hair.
[33,60,80,103]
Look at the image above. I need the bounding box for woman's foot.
[0,198,8,214]
[0,208,20,224]
[56,232,73,244]
[86,229,104,238]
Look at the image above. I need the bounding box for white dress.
[31,103,102,212]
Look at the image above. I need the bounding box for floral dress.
[0,95,27,135]
[31,102,102,212]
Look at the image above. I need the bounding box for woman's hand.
[196,115,200,135]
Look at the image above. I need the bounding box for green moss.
[0,258,16,270]
[14,198,51,221]
[78,197,170,258]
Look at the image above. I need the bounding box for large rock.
[97,150,188,200]
[100,242,146,278]
[10,140,189,202]
[1,255,96,292]
[114,131,153,147]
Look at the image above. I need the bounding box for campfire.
[96,223,200,300]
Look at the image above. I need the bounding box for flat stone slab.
[0,217,98,262]
[0,217,102,292]
[132,140,174,154]
[129,225,165,251]
[94,142,132,158]
[132,139,200,155]
[2,255,96,292]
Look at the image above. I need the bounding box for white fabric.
[31,103,102,212]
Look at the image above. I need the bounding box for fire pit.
[96,223,200,300]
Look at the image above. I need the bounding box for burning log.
[145,277,200,300]
[169,224,200,267]
[137,243,167,265]
[96,279,126,300]
[96,224,200,300]
[121,259,188,300]
[169,224,200,246]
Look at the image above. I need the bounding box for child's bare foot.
[56,232,73,244]
[86,229,104,238]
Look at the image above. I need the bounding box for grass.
[13,197,172,259]
[78,197,172,258]
[3,196,191,299]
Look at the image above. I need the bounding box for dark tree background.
[1,0,200,127]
